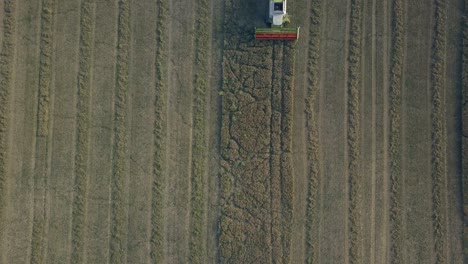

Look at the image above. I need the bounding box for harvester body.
[255,0,300,40]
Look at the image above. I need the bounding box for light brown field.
[0,0,465,263]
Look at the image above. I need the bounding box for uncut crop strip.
[430,0,448,263]
[347,0,363,263]
[270,42,283,263]
[0,0,15,248]
[280,41,294,264]
[389,0,405,262]
[109,1,130,263]
[36,0,56,137]
[70,0,95,263]
[304,0,322,263]
[150,0,168,262]
[189,0,210,261]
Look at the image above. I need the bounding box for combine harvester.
[255,0,300,40]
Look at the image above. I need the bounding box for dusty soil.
[0,0,465,263]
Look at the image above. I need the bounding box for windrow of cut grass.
[304,0,323,263]
[36,0,56,137]
[150,0,168,262]
[347,0,363,263]
[462,0,468,261]
[70,0,95,263]
[280,41,294,264]
[430,0,448,263]
[0,0,15,251]
[389,0,405,263]
[189,0,210,262]
[109,1,130,263]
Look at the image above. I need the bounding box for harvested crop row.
[0,0,15,248]
[150,0,168,262]
[346,0,363,263]
[189,0,210,262]
[36,0,56,137]
[430,0,448,263]
[280,41,294,264]
[70,1,95,263]
[304,0,323,263]
[30,1,56,262]
[270,42,284,263]
[389,0,405,262]
[109,1,130,263]
[462,0,468,260]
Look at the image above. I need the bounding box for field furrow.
[45,0,80,262]
[0,0,16,254]
[374,1,390,263]
[70,0,95,263]
[346,0,363,262]
[164,0,195,261]
[403,0,435,262]
[109,1,130,263]
[430,0,448,262]
[150,0,168,262]
[4,2,41,262]
[30,0,57,263]
[189,0,211,262]
[36,0,56,137]
[389,0,404,262]
[84,0,117,262]
[304,0,323,263]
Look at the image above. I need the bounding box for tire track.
[346,0,363,263]
[36,0,56,137]
[30,0,56,262]
[70,1,95,263]
[304,0,324,262]
[189,0,210,262]
[304,0,323,263]
[389,0,405,262]
[109,1,130,263]
[430,0,448,263]
[0,0,16,250]
[150,0,168,262]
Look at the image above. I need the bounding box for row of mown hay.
[70,1,95,263]
[430,0,448,263]
[150,0,168,262]
[30,1,56,262]
[36,0,55,137]
[347,0,363,263]
[389,0,404,263]
[109,0,130,263]
[189,0,210,262]
[304,1,322,263]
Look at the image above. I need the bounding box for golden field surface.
[0,0,466,263]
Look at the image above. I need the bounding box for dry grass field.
[0,0,466,263]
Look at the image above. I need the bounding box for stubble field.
[0,0,466,263]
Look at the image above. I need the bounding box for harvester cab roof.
[255,0,300,40]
